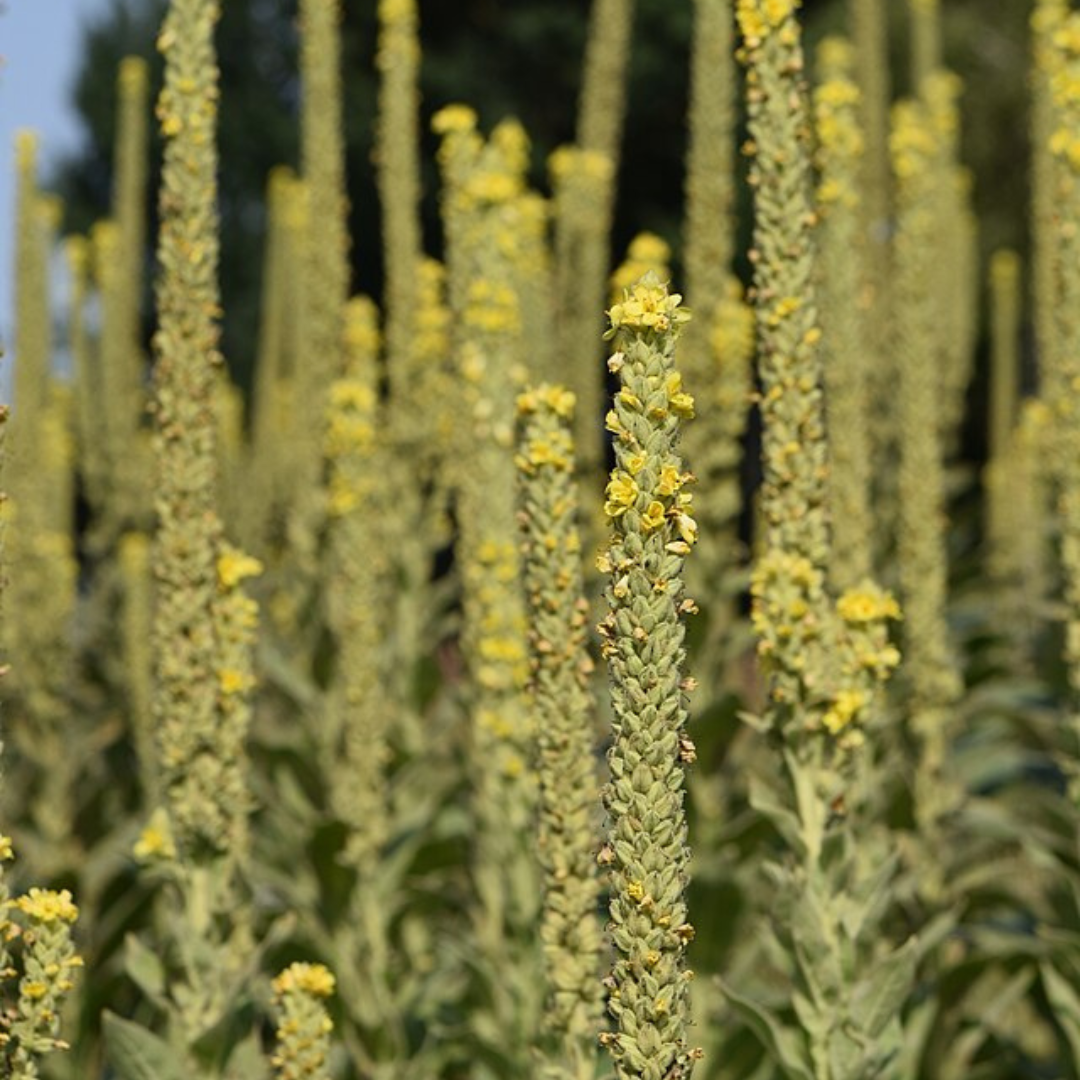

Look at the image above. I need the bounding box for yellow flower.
[822,689,869,735]
[16,888,79,924]
[836,586,901,623]
[0,835,13,861]
[641,501,666,531]
[218,668,253,695]
[273,962,336,999]
[134,808,178,862]
[656,465,683,497]
[431,103,476,135]
[217,548,264,590]
[604,472,639,518]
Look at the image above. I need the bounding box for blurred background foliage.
[52,0,1033,404]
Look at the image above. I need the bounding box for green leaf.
[748,774,802,852]
[123,932,167,1007]
[223,1031,271,1080]
[1041,962,1080,1065]
[103,1011,186,1080]
[718,978,814,1080]
[851,936,917,1039]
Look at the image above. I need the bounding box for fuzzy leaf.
[103,1011,186,1080]
[123,932,167,1006]
[718,978,814,1080]
[748,774,802,852]
[850,936,917,1039]
[1041,962,1080,1065]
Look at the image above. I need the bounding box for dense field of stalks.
[4,0,1080,1077]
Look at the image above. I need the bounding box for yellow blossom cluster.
[273,962,336,999]
[14,888,79,925]
[607,280,690,337]
[736,0,801,45]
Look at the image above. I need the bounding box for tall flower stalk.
[814,37,873,590]
[554,0,635,488]
[516,385,604,1080]
[734,6,911,1076]
[150,0,260,1054]
[1048,16,1080,745]
[291,0,350,578]
[596,276,700,1080]
[682,0,752,661]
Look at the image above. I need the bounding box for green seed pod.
[597,275,699,1080]
[516,385,604,1080]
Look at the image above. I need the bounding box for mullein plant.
[376,0,433,711]
[1032,0,1068,407]
[270,963,336,1080]
[732,5,914,1076]
[553,0,635,489]
[681,0,755,670]
[983,250,1028,656]
[515,385,604,1080]
[323,297,390,868]
[0,856,84,1080]
[1047,15,1080,769]
[984,252,1049,665]
[4,139,80,867]
[106,55,152,535]
[321,298,416,1076]
[289,0,350,588]
[909,0,942,91]
[550,143,615,485]
[433,106,544,1075]
[138,0,262,1065]
[595,276,700,1080]
[813,37,873,591]
[64,237,106,513]
[923,71,978,460]
[243,167,306,556]
[846,0,894,561]
[0,392,83,1080]
[890,98,964,883]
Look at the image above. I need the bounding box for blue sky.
[0,0,115,389]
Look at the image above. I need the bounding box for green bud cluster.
[515,385,604,1080]
[595,275,700,1080]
